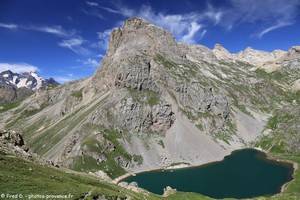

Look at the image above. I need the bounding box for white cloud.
[58,37,90,55]
[221,0,300,36]
[258,21,293,38]
[52,76,74,83]
[0,63,39,73]
[97,53,104,58]
[79,58,99,67]
[0,22,89,54]
[82,9,104,19]
[182,22,202,43]
[84,58,98,67]
[203,4,223,25]
[97,29,113,49]
[0,22,18,30]
[95,1,300,42]
[96,4,222,44]
[25,25,74,37]
[86,1,99,7]
[0,22,74,37]
[199,29,207,40]
[97,5,123,15]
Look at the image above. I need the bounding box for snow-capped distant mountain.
[0,70,59,90]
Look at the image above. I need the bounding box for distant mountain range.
[0,70,59,103]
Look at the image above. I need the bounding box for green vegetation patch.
[71,89,83,99]
[0,101,20,113]
[0,153,161,200]
[5,103,49,128]
[127,88,160,106]
[154,54,177,69]
[255,68,285,81]
[72,126,137,179]
[267,113,294,130]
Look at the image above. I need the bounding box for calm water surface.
[123,149,293,199]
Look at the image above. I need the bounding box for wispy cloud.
[58,37,90,55]
[97,5,123,15]
[0,63,39,73]
[0,22,74,37]
[182,22,202,43]
[97,29,112,50]
[86,1,99,7]
[0,21,91,55]
[221,0,300,37]
[96,4,220,44]
[94,0,300,43]
[199,29,207,40]
[52,75,75,83]
[25,25,75,37]
[78,58,99,67]
[258,21,293,38]
[82,8,104,19]
[0,22,18,30]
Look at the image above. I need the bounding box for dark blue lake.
[123,149,293,199]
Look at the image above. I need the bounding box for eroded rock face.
[116,97,175,133]
[115,156,131,169]
[0,130,24,146]
[0,130,29,158]
[176,83,230,119]
[114,56,158,92]
[0,84,17,103]
[0,84,32,104]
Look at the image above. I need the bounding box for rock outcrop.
[0,130,29,158]
[115,97,175,133]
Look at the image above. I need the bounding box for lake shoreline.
[253,147,298,193]
[114,147,296,197]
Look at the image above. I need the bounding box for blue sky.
[0,0,300,82]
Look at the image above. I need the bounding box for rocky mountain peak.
[212,43,233,60]
[106,17,176,57]
[0,70,59,90]
[93,17,179,88]
[287,46,300,58]
[123,17,151,29]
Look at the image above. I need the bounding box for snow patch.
[16,78,28,88]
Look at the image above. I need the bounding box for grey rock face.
[0,130,30,158]
[114,56,158,92]
[0,83,33,104]
[116,97,175,133]
[176,83,229,119]
[0,84,17,103]
[115,156,131,169]
[0,129,24,146]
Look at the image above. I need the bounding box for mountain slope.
[0,17,299,179]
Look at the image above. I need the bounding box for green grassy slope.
[0,151,159,200]
[0,150,215,200]
[1,149,300,200]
